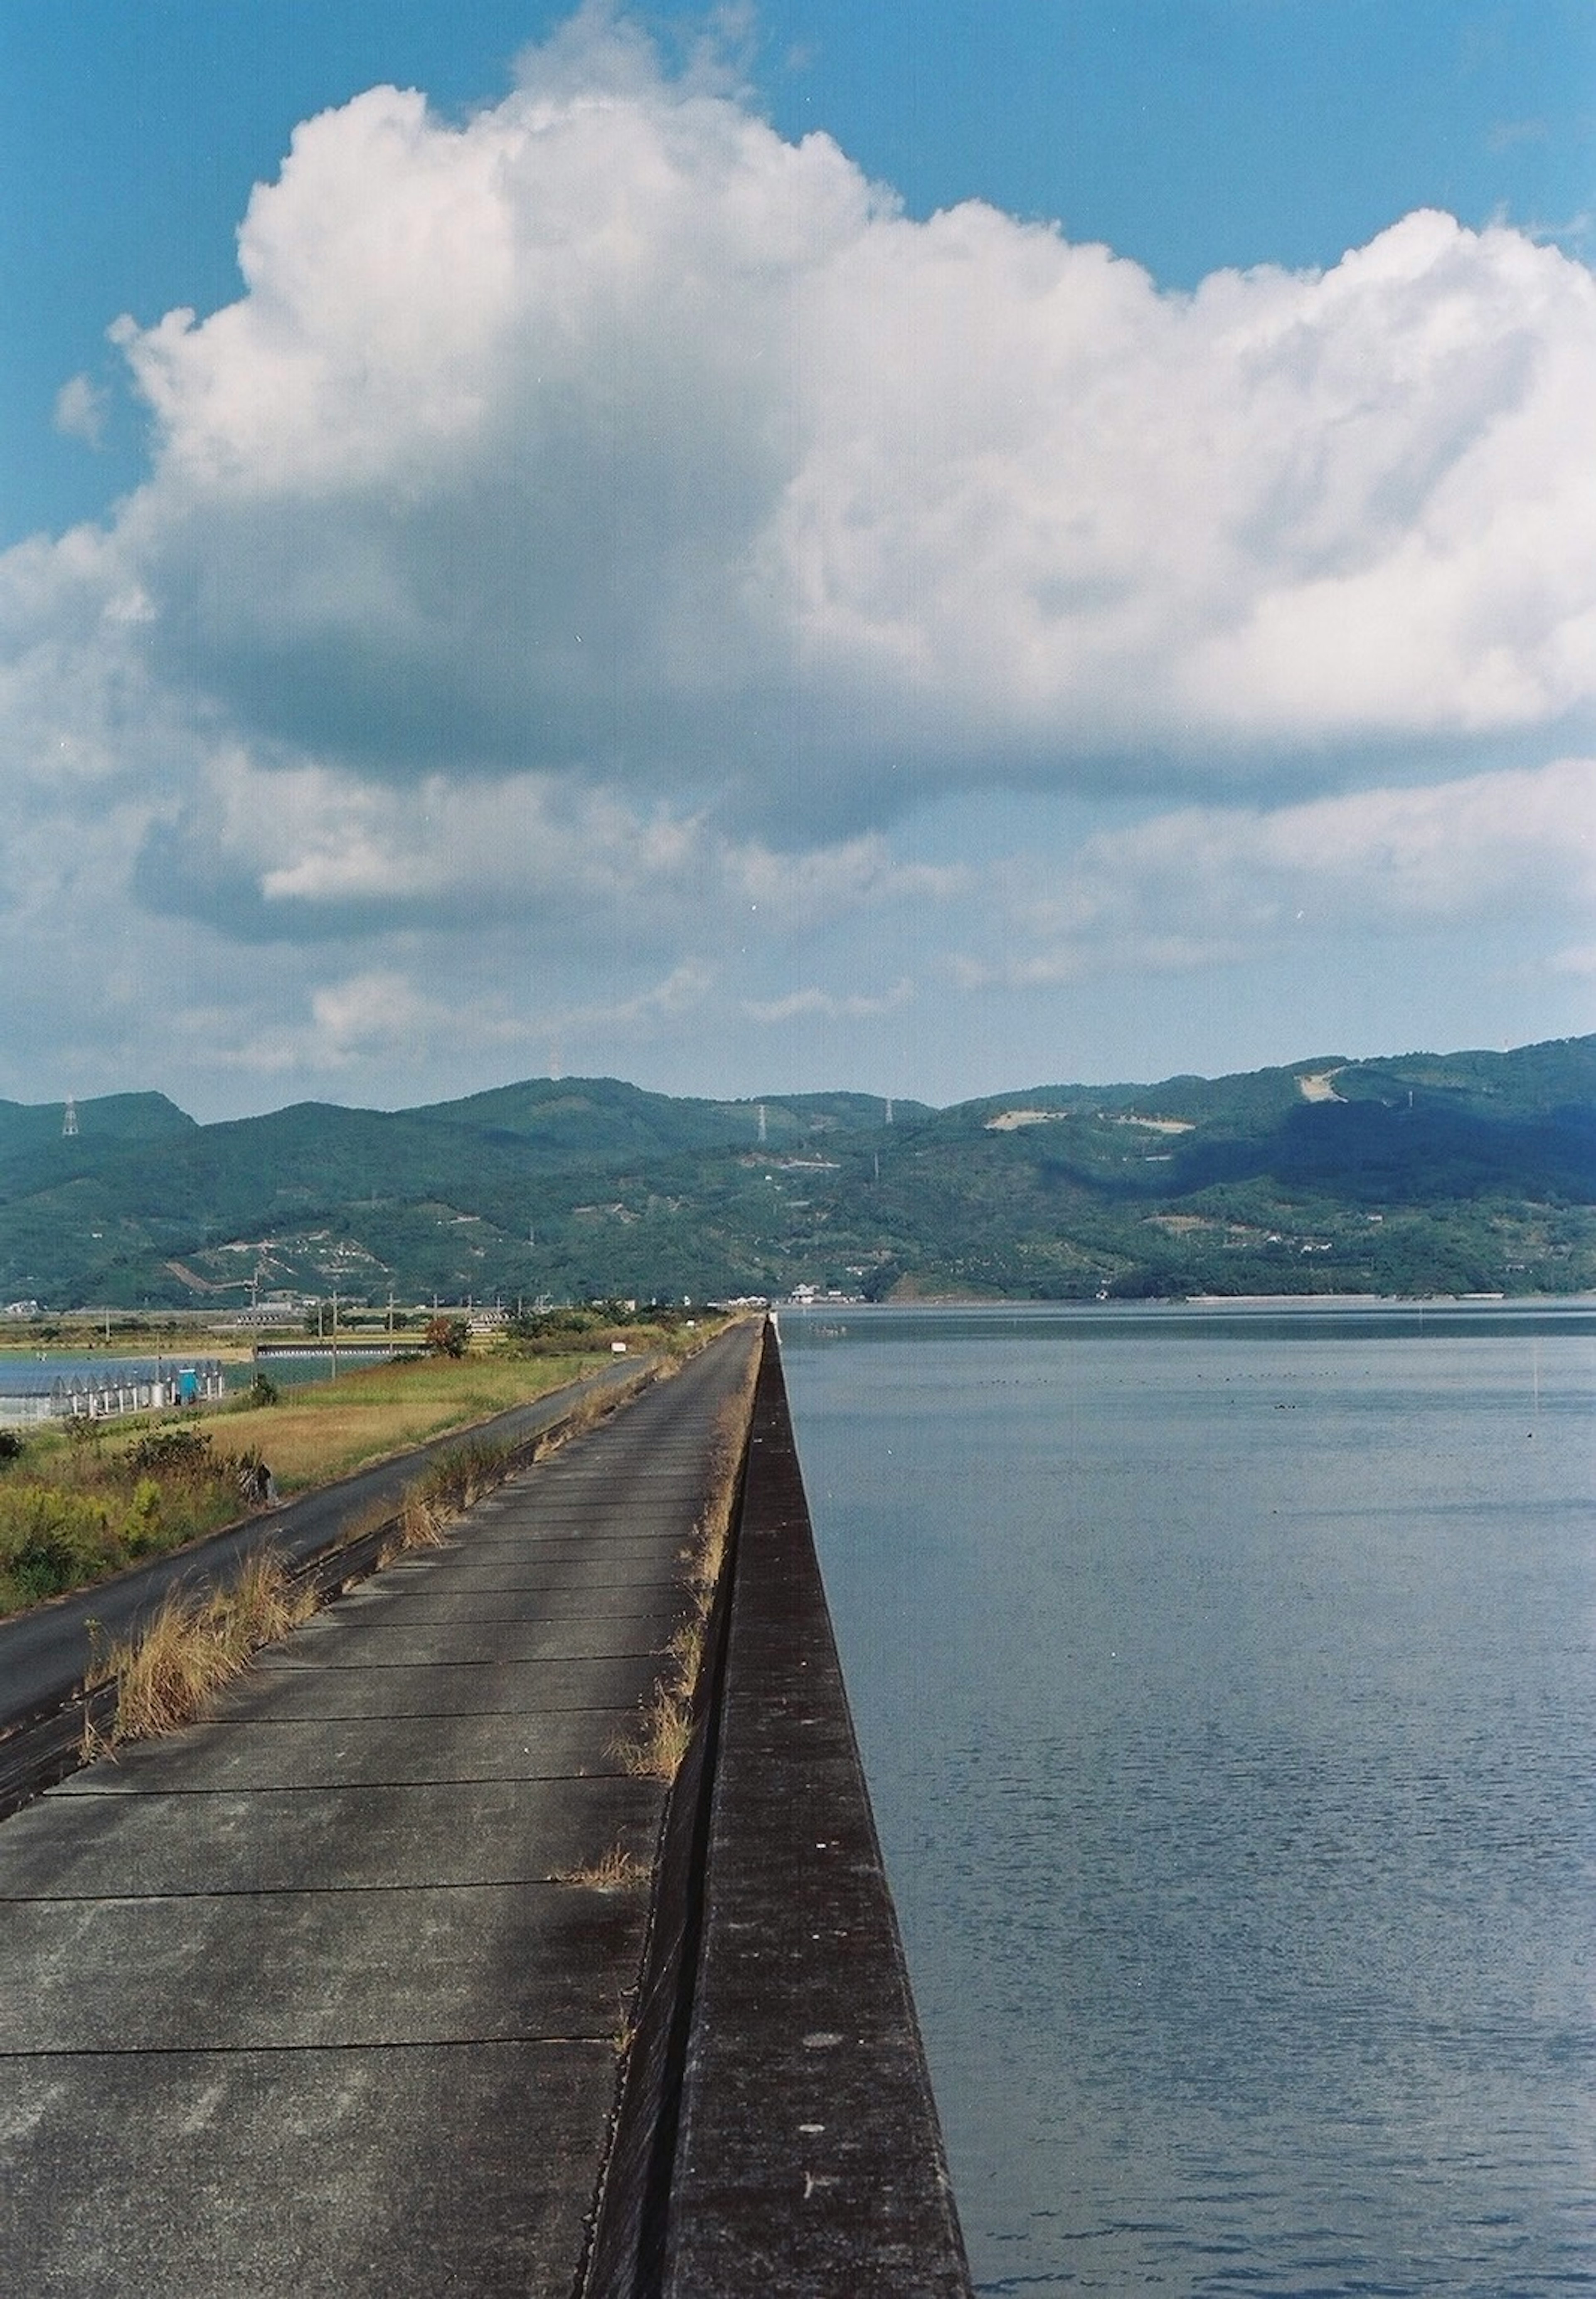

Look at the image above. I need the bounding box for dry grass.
[611,1326,763,1782]
[0,1352,612,1621]
[85,1434,532,1755]
[88,1548,316,1748]
[614,1681,696,1782]
[392,1488,450,1557]
[551,1842,651,1890]
[206,1351,610,1494]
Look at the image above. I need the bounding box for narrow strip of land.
[0,1327,757,2298]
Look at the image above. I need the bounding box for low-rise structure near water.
[0,1358,226,1428]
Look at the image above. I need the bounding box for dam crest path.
[0,1324,970,2296]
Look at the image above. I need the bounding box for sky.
[2,0,1594,1121]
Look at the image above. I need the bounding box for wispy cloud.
[962,758,1596,986]
[742,978,914,1024]
[52,374,108,448]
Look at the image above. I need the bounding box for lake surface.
[779,1303,1596,2298]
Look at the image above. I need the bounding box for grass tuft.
[89,1548,315,1747]
[552,1841,650,1890]
[613,1683,695,1781]
[610,1328,763,1783]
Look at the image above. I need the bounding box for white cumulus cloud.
[0,6,1592,1112]
[58,13,1596,833]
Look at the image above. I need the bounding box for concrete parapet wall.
[586,1322,971,2297]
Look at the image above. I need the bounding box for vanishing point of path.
[0,1326,759,2297]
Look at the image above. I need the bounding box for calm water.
[780,1304,1596,2298]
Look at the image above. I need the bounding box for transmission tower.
[62,1096,78,1138]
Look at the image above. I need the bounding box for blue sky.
[1,2,1593,1116]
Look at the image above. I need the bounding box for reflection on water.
[781,1304,1596,2297]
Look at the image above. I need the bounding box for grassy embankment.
[0,1318,713,1620]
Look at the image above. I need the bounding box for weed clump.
[552,1842,650,1890]
[90,1550,316,1746]
[611,1335,761,1782]
[0,1429,274,1617]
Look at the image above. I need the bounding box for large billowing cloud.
[98,11,1596,818]
[0,5,1592,1111]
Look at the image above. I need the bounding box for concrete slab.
[451,1526,699,1545]
[0,1880,648,2050]
[49,1709,638,1792]
[381,1567,689,1596]
[445,1528,694,1550]
[0,1777,663,1895]
[586,1330,973,2299]
[534,1458,714,1477]
[517,1491,710,1509]
[324,1581,684,1621]
[0,2041,618,2299]
[206,1655,654,1720]
[270,1616,672,1667]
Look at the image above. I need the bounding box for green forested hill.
[0,1045,1591,1309]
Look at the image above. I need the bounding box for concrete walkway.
[0,1351,654,1732]
[0,1327,756,2298]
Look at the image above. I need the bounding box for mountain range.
[2,1037,1593,1311]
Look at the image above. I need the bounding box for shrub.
[121,1477,164,1555]
[0,1483,119,1604]
[126,1428,213,1481]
